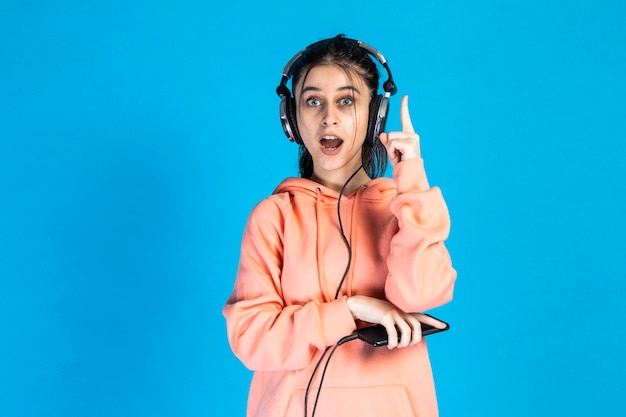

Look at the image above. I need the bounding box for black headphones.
[276,37,398,145]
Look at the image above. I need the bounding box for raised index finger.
[400,95,415,133]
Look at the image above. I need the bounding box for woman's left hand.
[378,95,421,167]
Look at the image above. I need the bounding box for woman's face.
[295,64,371,180]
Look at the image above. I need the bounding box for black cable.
[334,165,363,299]
[309,334,358,417]
[304,165,364,417]
[303,346,330,417]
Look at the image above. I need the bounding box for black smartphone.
[355,315,450,347]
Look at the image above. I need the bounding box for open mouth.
[320,136,343,151]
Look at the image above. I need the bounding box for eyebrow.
[300,85,361,95]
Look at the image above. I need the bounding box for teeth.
[321,136,342,151]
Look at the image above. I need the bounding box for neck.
[311,166,370,195]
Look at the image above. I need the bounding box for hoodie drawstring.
[314,186,333,302]
[344,185,363,297]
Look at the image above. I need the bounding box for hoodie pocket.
[285,385,416,417]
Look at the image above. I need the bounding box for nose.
[321,104,340,126]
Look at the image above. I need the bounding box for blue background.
[1,0,625,416]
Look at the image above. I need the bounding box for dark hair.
[290,34,388,179]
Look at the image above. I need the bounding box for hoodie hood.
[272,176,397,203]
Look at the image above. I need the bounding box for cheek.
[296,107,318,129]
[358,106,371,131]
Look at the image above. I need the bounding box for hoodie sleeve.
[222,197,357,372]
[384,157,457,313]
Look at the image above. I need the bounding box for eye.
[305,97,321,107]
[339,97,354,106]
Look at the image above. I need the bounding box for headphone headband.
[277,38,397,98]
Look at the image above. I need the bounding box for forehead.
[296,64,366,92]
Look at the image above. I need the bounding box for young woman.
[223,34,457,417]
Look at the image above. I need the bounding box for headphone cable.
[334,165,363,299]
[304,165,364,417]
[308,334,359,417]
[303,346,330,417]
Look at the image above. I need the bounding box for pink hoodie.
[223,157,456,417]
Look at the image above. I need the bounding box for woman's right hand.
[346,295,445,350]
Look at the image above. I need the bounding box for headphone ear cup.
[280,97,303,144]
[286,98,303,144]
[367,95,389,143]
